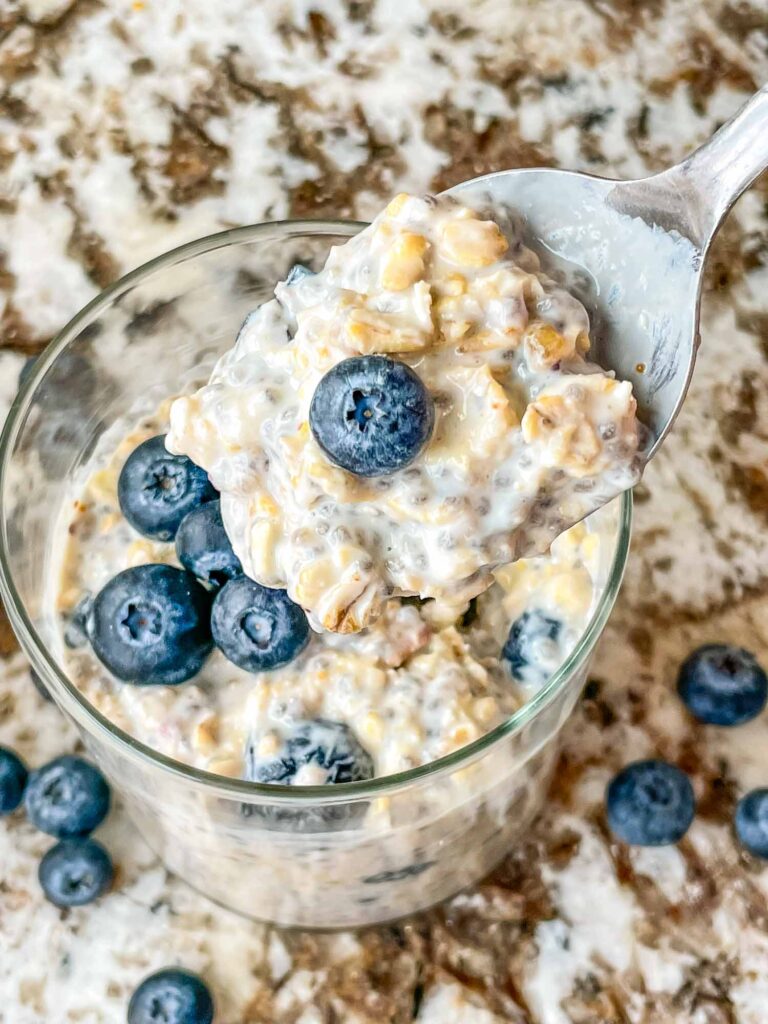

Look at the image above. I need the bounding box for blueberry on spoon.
[118,435,216,541]
[310,355,434,477]
[88,565,213,686]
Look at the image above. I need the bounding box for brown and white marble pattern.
[1,0,768,1020]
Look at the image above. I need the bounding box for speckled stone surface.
[2,1,768,1021]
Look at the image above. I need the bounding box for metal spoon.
[447,85,768,457]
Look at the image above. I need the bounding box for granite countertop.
[1,0,768,1021]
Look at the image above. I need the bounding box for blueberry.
[248,720,374,785]
[606,759,695,846]
[502,609,563,685]
[735,789,768,858]
[175,500,242,590]
[677,644,768,726]
[25,755,110,838]
[128,968,214,1024]
[38,838,113,907]
[118,435,217,541]
[211,576,309,673]
[0,746,28,814]
[284,262,314,285]
[88,565,213,685]
[309,355,435,477]
[244,720,374,831]
[30,669,53,702]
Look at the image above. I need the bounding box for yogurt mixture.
[55,413,615,780]
[168,193,642,634]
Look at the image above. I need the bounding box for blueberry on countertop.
[244,720,374,831]
[175,500,242,589]
[606,759,695,846]
[284,262,315,285]
[25,755,110,838]
[0,746,28,814]
[309,355,435,477]
[38,838,114,907]
[678,644,768,726]
[502,609,563,684]
[128,968,214,1024]
[735,789,768,859]
[211,576,309,673]
[88,565,213,686]
[118,435,217,541]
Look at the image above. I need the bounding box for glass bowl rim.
[0,218,633,805]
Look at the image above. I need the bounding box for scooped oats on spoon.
[167,193,643,633]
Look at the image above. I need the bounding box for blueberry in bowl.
[606,759,695,846]
[175,500,242,589]
[88,564,213,686]
[0,746,28,814]
[38,837,114,907]
[249,719,374,786]
[677,644,767,726]
[502,608,563,687]
[211,576,309,672]
[309,354,435,477]
[128,968,214,1024]
[25,755,110,838]
[244,719,374,831]
[118,434,217,541]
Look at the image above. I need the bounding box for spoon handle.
[669,84,768,247]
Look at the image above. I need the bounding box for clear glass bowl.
[0,222,632,929]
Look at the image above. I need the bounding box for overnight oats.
[31,205,638,925]
[168,193,642,633]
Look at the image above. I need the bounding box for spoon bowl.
[447,85,768,457]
